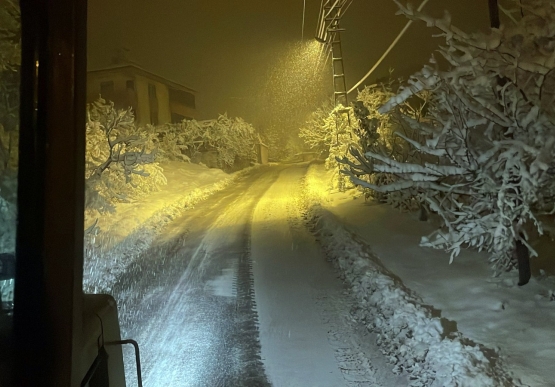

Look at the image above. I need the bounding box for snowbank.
[83,162,259,293]
[300,164,520,387]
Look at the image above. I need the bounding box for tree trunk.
[418,203,428,222]
[488,0,500,28]
[515,240,531,286]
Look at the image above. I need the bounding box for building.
[87,64,198,126]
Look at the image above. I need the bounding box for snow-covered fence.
[342,0,555,274]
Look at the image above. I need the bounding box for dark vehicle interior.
[0,0,132,386]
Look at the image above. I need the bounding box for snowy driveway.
[109,164,406,387]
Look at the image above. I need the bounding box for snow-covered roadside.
[83,162,261,293]
[300,163,520,387]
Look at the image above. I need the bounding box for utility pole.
[315,0,353,107]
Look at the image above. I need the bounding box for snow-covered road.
[252,165,407,387]
[110,164,406,386]
[111,166,278,386]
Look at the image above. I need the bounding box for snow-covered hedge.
[85,102,259,213]
[343,0,555,271]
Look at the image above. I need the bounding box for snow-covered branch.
[342,0,555,271]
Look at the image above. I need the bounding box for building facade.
[87,64,198,126]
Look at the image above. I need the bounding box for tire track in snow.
[111,166,281,386]
[252,164,394,387]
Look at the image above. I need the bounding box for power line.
[347,0,430,94]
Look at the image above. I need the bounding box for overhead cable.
[347,0,430,94]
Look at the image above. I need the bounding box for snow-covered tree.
[153,124,191,163]
[300,82,422,193]
[159,114,258,170]
[299,102,361,190]
[299,98,335,157]
[351,82,430,210]
[85,98,165,213]
[342,0,555,282]
[326,105,361,190]
[265,127,292,161]
[331,81,429,213]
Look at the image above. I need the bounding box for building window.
[148,83,159,125]
[169,88,195,109]
[126,80,135,91]
[100,80,114,98]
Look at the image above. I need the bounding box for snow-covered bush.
[300,86,418,193]
[159,114,257,169]
[85,98,165,213]
[152,124,191,163]
[300,98,369,190]
[343,0,555,272]
[325,105,361,190]
[299,99,335,157]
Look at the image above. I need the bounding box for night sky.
[87,0,491,121]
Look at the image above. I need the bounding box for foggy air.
[2,0,555,386]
